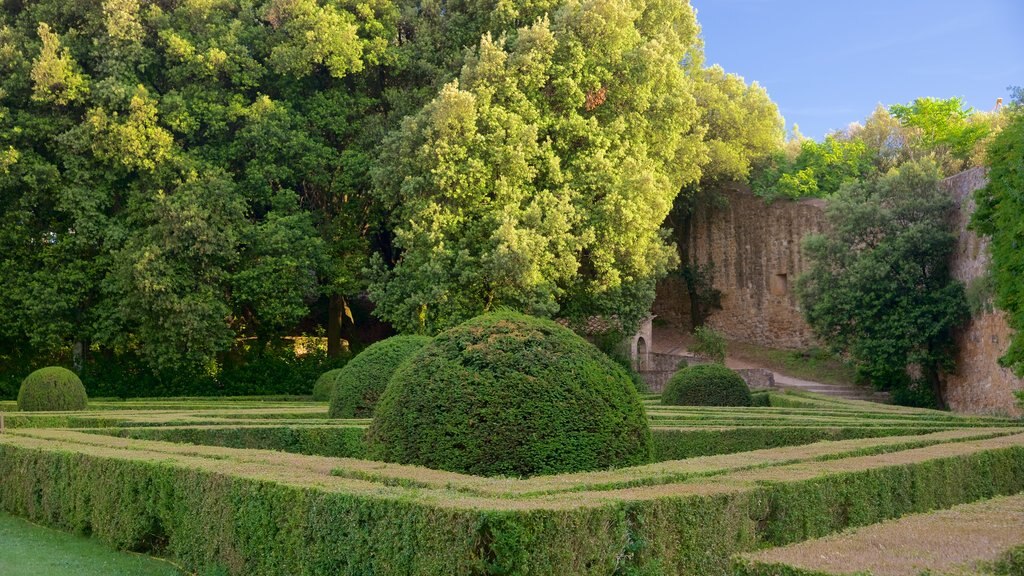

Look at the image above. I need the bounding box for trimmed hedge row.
[99,426,369,459]
[650,426,946,461]
[91,424,951,463]
[2,436,1024,575]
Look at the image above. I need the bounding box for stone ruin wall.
[653,185,826,349]
[943,168,1022,415]
[653,172,1023,415]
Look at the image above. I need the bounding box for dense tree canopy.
[797,160,968,407]
[369,0,707,334]
[0,0,796,391]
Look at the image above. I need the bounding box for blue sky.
[691,0,1024,140]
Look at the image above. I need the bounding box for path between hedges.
[651,327,889,403]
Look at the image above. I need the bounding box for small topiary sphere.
[367,311,652,477]
[312,368,343,401]
[661,364,752,407]
[328,335,432,419]
[17,367,88,412]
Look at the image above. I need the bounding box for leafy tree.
[797,160,968,407]
[889,97,992,174]
[972,110,1024,376]
[370,1,707,334]
[0,0,395,378]
[752,135,875,199]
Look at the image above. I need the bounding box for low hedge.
[99,426,369,459]
[662,364,752,407]
[17,367,88,411]
[88,424,949,463]
[367,312,652,476]
[1,434,1023,575]
[328,336,431,419]
[650,426,945,461]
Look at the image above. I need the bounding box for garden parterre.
[1,390,1022,575]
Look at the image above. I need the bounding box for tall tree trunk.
[327,294,343,358]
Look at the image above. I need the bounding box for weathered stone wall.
[654,185,825,349]
[943,168,1023,416]
[653,171,1022,415]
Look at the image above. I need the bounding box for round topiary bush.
[17,367,88,412]
[661,363,752,407]
[328,335,432,419]
[312,368,343,401]
[366,311,652,477]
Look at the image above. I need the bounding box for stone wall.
[943,168,1023,416]
[652,171,1022,415]
[654,185,825,349]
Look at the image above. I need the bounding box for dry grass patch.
[735,493,1024,576]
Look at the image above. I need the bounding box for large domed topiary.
[328,335,432,419]
[312,368,344,401]
[17,367,88,412]
[366,311,652,477]
[661,364,752,407]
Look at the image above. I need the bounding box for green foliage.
[890,97,991,174]
[692,326,727,364]
[752,136,875,199]
[17,366,87,411]
[327,335,431,418]
[77,342,348,398]
[0,0,395,379]
[972,111,1024,377]
[690,65,785,185]
[798,160,969,407]
[661,364,751,407]
[109,426,368,459]
[369,1,706,335]
[367,311,652,476]
[311,368,343,402]
[5,430,1024,575]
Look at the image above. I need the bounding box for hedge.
[99,426,369,459]
[662,364,752,407]
[87,424,950,463]
[312,369,343,402]
[2,430,1024,575]
[17,367,88,411]
[368,312,652,476]
[327,336,431,419]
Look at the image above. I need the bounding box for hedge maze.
[1,390,1022,575]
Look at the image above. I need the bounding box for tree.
[797,160,968,407]
[889,97,992,175]
[0,0,395,377]
[751,135,875,199]
[370,1,707,335]
[972,110,1024,376]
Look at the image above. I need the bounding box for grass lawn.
[726,340,859,386]
[0,512,184,576]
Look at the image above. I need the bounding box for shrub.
[327,336,432,419]
[312,369,343,401]
[17,367,88,411]
[662,364,752,406]
[692,325,727,363]
[367,311,652,477]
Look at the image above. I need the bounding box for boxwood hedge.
[17,367,88,412]
[327,336,431,419]
[367,311,652,476]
